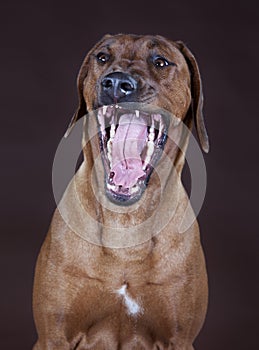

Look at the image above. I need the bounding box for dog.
[33,34,209,350]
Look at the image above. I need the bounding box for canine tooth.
[107,124,115,167]
[147,141,154,156]
[107,140,112,153]
[97,109,106,135]
[110,124,115,139]
[143,141,154,169]
[144,156,151,168]
[157,117,165,139]
[103,105,107,115]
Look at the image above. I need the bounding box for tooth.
[147,116,155,142]
[130,186,139,194]
[107,142,112,167]
[147,141,154,156]
[135,110,139,118]
[148,127,155,142]
[107,140,112,153]
[98,109,106,135]
[106,123,116,168]
[110,124,115,139]
[143,141,154,169]
[107,183,118,191]
[153,113,167,146]
[149,132,155,141]
[157,115,165,140]
[143,156,151,169]
[103,105,107,115]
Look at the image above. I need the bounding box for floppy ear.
[64,53,90,138]
[64,34,114,138]
[175,41,209,153]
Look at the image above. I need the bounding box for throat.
[111,113,147,188]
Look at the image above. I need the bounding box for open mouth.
[96,103,169,205]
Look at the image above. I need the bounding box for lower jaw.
[105,177,149,205]
[105,186,144,205]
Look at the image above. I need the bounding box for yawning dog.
[33,34,209,350]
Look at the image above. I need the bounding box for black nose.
[100,72,137,103]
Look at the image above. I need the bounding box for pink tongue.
[111,114,147,188]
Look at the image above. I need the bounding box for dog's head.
[66,34,209,205]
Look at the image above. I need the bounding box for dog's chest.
[116,283,143,316]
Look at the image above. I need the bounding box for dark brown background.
[1,0,258,349]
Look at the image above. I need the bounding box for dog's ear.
[64,35,113,137]
[64,53,90,138]
[175,41,209,153]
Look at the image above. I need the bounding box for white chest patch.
[116,284,142,316]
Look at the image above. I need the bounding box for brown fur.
[33,34,209,350]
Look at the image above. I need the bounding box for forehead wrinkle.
[103,35,144,50]
[107,39,140,60]
[137,37,178,59]
[97,35,182,63]
[121,38,157,59]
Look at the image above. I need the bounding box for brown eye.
[96,52,110,64]
[153,56,170,68]
[154,56,169,68]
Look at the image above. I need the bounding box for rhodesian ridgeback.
[33,34,209,349]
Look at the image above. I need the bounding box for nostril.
[101,78,113,89]
[120,81,134,93]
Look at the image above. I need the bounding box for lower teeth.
[107,182,139,195]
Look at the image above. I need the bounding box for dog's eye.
[96,52,110,64]
[153,56,169,68]
[153,56,175,69]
